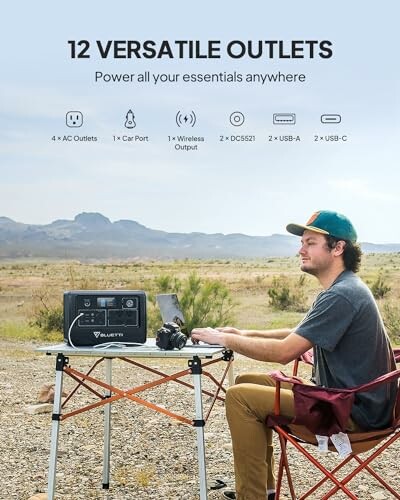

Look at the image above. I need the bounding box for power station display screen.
[97,297,116,308]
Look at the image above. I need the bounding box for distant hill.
[0,213,399,260]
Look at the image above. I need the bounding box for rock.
[371,492,387,500]
[25,403,53,415]
[28,494,47,500]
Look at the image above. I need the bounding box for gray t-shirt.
[296,270,396,430]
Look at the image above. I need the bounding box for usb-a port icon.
[273,113,296,125]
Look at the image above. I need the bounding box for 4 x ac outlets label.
[51,135,98,142]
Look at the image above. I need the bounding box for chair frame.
[269,358,400,499]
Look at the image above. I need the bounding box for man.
[192,210,397,500]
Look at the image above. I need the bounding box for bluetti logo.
[93,331,124,338]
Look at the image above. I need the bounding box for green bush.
[148,272,235,334]
[30,288,63,333]
[31,305,64,333]
[154,275,182,294]
[268,275,307,312]
[370,273,391,299]
[382,301,400,344]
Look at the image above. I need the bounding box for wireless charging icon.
[230,111,245,126]
[176,111,196,127]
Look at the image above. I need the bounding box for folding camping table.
[37,340,234,499]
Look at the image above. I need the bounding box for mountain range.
[0,212,399,260]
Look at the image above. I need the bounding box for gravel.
[1,340,399,500]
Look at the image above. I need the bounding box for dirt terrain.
[0,340,398,500]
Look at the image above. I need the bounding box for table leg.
[191,357,208,500]
[47,353,66,500]
[102,357,112,489]
[228,360,235,387]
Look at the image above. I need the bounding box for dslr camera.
[156,322,188,350]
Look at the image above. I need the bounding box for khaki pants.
[226,372,360,500]
[225,373,296,500]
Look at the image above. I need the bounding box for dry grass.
[1,254,400,343]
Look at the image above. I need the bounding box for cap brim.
[286,223,329,237]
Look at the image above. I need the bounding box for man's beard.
[300,263,318,277]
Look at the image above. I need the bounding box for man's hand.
[216,326,242,335]
[191,327,226,345]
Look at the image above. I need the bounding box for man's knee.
[226,384,241,408]
[226,383,254,414]
[235,372,278,387]
[226,383,280,423]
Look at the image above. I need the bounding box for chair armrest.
[292,349,314,376]
[270,368,400,396]
[268,369,400,435]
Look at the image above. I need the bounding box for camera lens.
[170,331,187,350]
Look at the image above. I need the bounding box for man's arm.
[191,328,313,365]
[217,326,292,340]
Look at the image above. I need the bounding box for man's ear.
[333,240,346,256]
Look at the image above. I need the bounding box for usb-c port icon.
[321,114,341,124]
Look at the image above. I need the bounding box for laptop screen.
[156,294,185,327]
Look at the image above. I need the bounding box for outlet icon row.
[66,111,342,128]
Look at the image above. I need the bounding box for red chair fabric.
[266,367,400,499]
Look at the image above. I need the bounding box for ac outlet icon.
[66,111,83,127]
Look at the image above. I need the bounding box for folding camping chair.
[267,365,400,499]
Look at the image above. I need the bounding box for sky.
[1,1,399,243]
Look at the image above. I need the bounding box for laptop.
[156,293,185,327]
[155,293,223,347]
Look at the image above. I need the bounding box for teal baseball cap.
[286,210,358,243]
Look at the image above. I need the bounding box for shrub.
[154,275,181,294]
[268,275,307,312]
[30,288,63,333]
[382,301,400,344]
[32,305,64,333]
[370,273,391,299]
[148,272,235,334]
